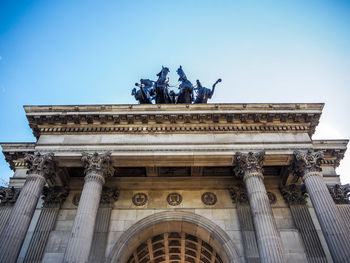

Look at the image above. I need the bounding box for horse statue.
[132,79,155,104]
[176,66,194,104]
[194,78,222,104]
[154,66,172,104]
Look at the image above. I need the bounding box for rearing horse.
[154,66,172,104]
[176,66,194,104]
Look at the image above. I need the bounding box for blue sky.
[1,0,350,185]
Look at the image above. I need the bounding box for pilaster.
[23,186,69,263]
[280,184,327,262]
[89,187,119,263]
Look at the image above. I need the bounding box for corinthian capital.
[81,152,111,178]
[328,184,350,204]
[100,187,119,206]
[234,151,265,178]
[292,150,324,178]
[24,152,56,182]
[42,186,69,208]
[0,186,21,206]
[280,184,308,205]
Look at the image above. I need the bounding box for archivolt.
[106,211,243,263]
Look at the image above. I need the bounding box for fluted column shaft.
[293,150,350,263]
[303,172,350,262]
[63,173,104,263]
[23,186,68,263]
[0,152,54,263]
[63,151,111,263]
[235,152,286,263]
[244,173,286,263]
[0,174,46,263]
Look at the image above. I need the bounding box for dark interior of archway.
[126,232,223,263]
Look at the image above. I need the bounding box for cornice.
[1,143,35,171]
[24,103,324,138]
[313,140,348,167]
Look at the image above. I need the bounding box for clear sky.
[1,0,350,185]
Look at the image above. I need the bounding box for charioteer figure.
[132,79,155,104]
[132,66,221,104]
[194,78,221,104]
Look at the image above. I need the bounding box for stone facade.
[0,103,349,263]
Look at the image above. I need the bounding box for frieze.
[132,193,148,206]
[0,186,21,206]
[24,103,323,138]
[167,193,182,206]
[201,192,217,205]
[328,184,350,204]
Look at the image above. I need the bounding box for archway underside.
[127,232,223,263]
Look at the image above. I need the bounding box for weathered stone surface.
[0,152,55,263]
[63,152,111,263]
[235,151,286,263]
[1,103,349,263]
[293,150,350,263]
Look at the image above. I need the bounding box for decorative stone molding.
[0,186,21,206]
[24,152,56,183]
[72,193,81,206]
[42,186,69,208]
[100,187,119,205]
[234,151,265,178]
[81,152,111,178]
[201,192,217,205]
[107,211,243,263]
[292,150,324,178]
[24,103,323,138]
[167,193,182,206]
[229,186,276,205]
[280,184,308,205]
[328,184,350,204]
[267,192,277,204]
[132,193,148,206]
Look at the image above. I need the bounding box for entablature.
[24,103,323,138]
[2,139,346,171]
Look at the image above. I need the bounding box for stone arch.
[107,211,243,263]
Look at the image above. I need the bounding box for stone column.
[23,186,69,263]
[63,152,111,263]
[293,150,350,263]
[0,186,21,232]
[0,152,55,263]
[89,187,119,263]
[235,152,286,263]
[328,184,350,233]
[280,184,327,262]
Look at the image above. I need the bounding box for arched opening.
[107,211,243,263]
[126,231,224,263]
